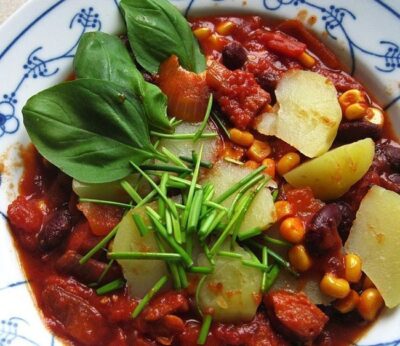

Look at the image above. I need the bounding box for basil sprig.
[23,79,161,184]
[74,32,172,133]
[120,0,206,74]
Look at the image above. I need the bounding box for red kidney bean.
[381,172,400,193]
[222,42,248,70]
[55,250,122,285]
[383,145,400,171]
[305,204,343,257]
[256,65,283,93]
[336,121,382,143]
[38,208,72,251]
[335,202,355,243]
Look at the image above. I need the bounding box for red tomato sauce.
[7,15,399,346]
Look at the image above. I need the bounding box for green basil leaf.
[120,0,206,74]
[23,79,159,184]
[74,31,172,133]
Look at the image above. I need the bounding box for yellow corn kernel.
[298,52,316,68]
[207,33,225,51]
[320,273,351,299]
[344,253,362,283]
[229,128,255,147]
[364,107,384,128]
[338,89,366,110]
[247,140,271,162]
[193,27,212,40]
[244,160,260,169]
[262,158,276,179]
[357,288,384,321]
[344,102,368,120]
[277,152,301,176]
[288,245,312,272]
[216,21,236,36]
[363,276,376,290]
[274,201,295,221]
[279,217,305,244]
[334,290,360,314]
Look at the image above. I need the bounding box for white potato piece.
[197,242,262,322]
[284,138,375,200]
[160,122,219,163]
[255,111,278,137]
[73,175,149,202]
[345,185,400,308]
[275,70,342,158]
[202,161,276,232]
[113,203,169,298]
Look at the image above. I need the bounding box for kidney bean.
[264,290,328,342]
[42,284,110,345]
[383,145,400,171]
[336,121,382,143]
[381,172,400,193]
[38,208,72,251]
[56,250,122,285]
[222,42,248,70]
[256,65,283,93]
[335,202,355,243]
[305,204,343,257]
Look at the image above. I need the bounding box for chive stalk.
[95,259,115,286]
[120,180,142,204]
[242,259,269,271]
[263,264,281,292]
[140,164,191,174]
[132,275,168,318]
[132,214,150,237]
[218,251,242,259]
[261,246,269,292]
[79,198,132,209]
[108,252,182,261]
[179,156,213,169]
[263,235,291,247]
[150,131,217,140]
[197,315,213,345]
[177,265,189,288]
[80,226,119,265]
[237,227,262,241]
[193,94,213,142]
[96,278,125,295]
[188,266,214,274]
[161,147,188,168]
[187,189,204,233]
[211,111,231,139]
[224,157,244,165]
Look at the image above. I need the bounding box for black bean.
[38,208,72,251]
[335,202,355,243]
[336,121,382,143]
[222,42,248,70]
[256,67,283,92]
[305,204,343,257]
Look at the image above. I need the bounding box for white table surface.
[0,0,27,25]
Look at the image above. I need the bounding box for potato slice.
[202,161,276,232]
[113,203,169,298]
[345,186,400,308]
[197,242,262,322]
[160,122,219,163]
[275,70,342,158]
[255,111,278,137]
[284,138,375,200]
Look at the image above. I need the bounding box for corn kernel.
[207,33,225,51]
[357,288,384,321]
[262,158,276,179]
[298,52,316,68]
[274,201,294,221]
[288,245,312,272]
[344,102,368,120]
[216,21,236,36]
[344,253,362,283]
[364,107,384,128]
[223,142,245,161]
[244,160,260,169]
[277,152,301,176]
[247,140,271,162]
[334,290,360,314]
[193,27,212,40]
[279,217,305,244]
[320,273,351,299]
[363,276,376,290]
[338,89,366,111]
[229,128,255,147]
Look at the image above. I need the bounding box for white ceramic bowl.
[0,1,399,345]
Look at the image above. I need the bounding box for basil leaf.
[23,79,159,184]
[120,0,206,74]
[74,32,172,133]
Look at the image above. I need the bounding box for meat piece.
[56,250,121,284]
[178,321,220,346]
[214,313,289,346]
[38,207,72,251]
[381,172,400,194]
[264,290,328,342]
[142,291,189,321]
[336,120,382,143]
[207,61,271,129]
[222,42,248,70]
[256,29,306,58]
[305,204,343,257]
[42,284,110,345]
[7,196,44,234]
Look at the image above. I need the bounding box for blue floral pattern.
[0,7,101,138]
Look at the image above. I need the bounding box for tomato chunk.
[7,196,44,233]
[256,30,306,58]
